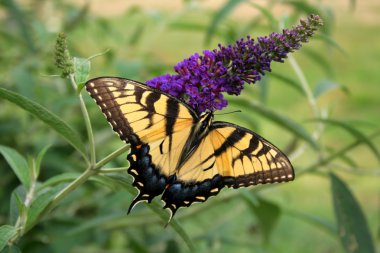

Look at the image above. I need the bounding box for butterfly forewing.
[86,77,196,145]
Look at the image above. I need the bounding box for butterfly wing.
[161,121,294,216]
[86,77,199,210]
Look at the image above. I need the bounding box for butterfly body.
[86,77,294,219]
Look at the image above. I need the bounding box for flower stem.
[39,167,96,217]
[69,74,96,166]
[287,55,325,161]
[95,145,130,169]
[99,167,129,173]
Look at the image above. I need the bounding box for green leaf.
[313,80,348,98]
[304,48,334,77]
[312,119,380,164]
[316,34,347,56]
[205,0,247,44]
[243,193,281,243]
[283,1,321,15]
[229,98,319,149]
[298,131,380,175]
[35,145,51,179]
[330,173,375,253]
[248,2,276,27]
[0,145,30,188]
[147,201,196,253]
[14,193,27,221]
[285,209,336,236]
[5,245,22,253]
[128,236,150,253]
[25,185,65,230]
[9,186,27,225]
[169,21,209,32]
[74,57,91,92]
[123,183,196,253]
[268,72,304,95]
[0,225,16,251]
[165,239,180,253]
[39,172,81,190]
[0,88,87,159]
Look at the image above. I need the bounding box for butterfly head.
[199,111,214,133]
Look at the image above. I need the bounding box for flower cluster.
[146,14,323,113]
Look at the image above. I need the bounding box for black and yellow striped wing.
[161,122,294,216]
[85,77,294,219]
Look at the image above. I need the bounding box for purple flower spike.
[146,14,323,113]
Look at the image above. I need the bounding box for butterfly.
[85,77,294,219]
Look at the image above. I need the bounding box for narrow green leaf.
[6,245,22,253]
[258,77,269,105]
[299,131,380,175]
[74,57,91,91]
[128,236,150,253]
[35,145,51,178]
[326,146,358,169]
[165,239,180,253]
[283,1,321,15]
[330,173,375,253]
[243,193,281,243]
[0,88,87,159]
[349,0,356,11]
[128,22,145,46]
[313,80,348,98]
[205,0,246,44]
[268,72,304,95]
[0,145,30,188]
[124,184,196,252]
[39,172,81,190]
[14,193,27,220]
[304,48,334,77]
[147,202,196,253]
[10,186,27,225]
[248,2,276,27]
[25,185,65,230]
[0,225,16,251]
[169,21,209,32]
[285,209,337,236]
[229,98,319,149]
[313,119,380,164]
[27,155,36,182]
[316,34,347,55]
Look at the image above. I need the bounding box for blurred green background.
[0,0,379,253]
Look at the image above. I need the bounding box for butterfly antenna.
[214,110,242,115]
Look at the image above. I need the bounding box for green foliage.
[0,1,379,253]
[0,146,30,189]
[331,173,376,253]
